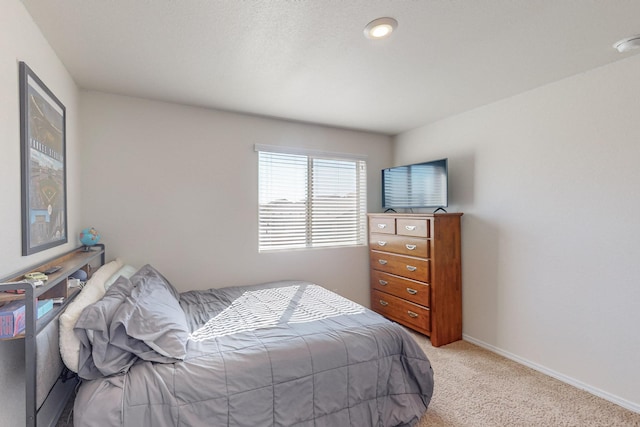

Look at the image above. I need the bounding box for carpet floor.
[410,331,640,426]
[57,331,640,426]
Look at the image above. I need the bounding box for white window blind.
[257,147,367,251]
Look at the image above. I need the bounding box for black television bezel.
[381,158,448,209]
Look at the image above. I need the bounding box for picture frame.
[19,62,68,255]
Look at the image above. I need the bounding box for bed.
[65,263,434,426]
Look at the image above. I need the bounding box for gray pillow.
[111,264,189,360]
[75,276,138,379]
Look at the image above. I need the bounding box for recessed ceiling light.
[613,35,640,53]
[364,17,398,40]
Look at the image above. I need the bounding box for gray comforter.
[73,266,433,426]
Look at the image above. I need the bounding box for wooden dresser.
[368,213,462,347]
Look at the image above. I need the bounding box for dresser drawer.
[371,270,430,307]
[370,250,430,282]
[397,218,430,238]
[369,216,396,235]
[369,233,429,258]
[371,289,430,332]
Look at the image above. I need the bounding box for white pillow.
[59,258,124,372]
[103,264,138,291]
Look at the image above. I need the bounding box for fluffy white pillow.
[59,258,124,372]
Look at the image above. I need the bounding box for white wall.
[0,2,82,276]
[79,91,392,306]
[0,1,82,425]
[394,54,640,411]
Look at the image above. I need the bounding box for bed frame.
[0,245,105,427]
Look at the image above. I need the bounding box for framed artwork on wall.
[19,61,68,255]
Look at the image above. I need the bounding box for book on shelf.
[0,299,53,338]
[0,300,26,338]
[37,299,53,318]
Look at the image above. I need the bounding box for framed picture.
[19,62,68,255]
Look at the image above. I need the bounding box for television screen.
[382,158,448,209]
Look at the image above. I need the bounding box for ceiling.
[20,0,640,135]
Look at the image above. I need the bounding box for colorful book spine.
[0,300,26,338]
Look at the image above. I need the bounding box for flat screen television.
[382,158,448,209]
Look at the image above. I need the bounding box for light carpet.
[410,331,640,426]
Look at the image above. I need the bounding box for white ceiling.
[20,0,640,135]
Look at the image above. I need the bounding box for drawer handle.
[379,300,389,307]
[406,287,418,295]
[405,225,417,231]
[405,244,416,250]
[378,280,388,286]
[378,259,388,265]
[407,310,419,318]
[377,224,387,229]
[377,241,387,246]
[406,265,417,272]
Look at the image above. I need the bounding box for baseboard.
[462,334,640,414]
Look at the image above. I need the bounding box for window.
[256,145,367,251]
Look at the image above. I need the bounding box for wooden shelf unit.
[368,213,462,347]
[0,244,105,427]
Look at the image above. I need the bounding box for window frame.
[255,144,367,252]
